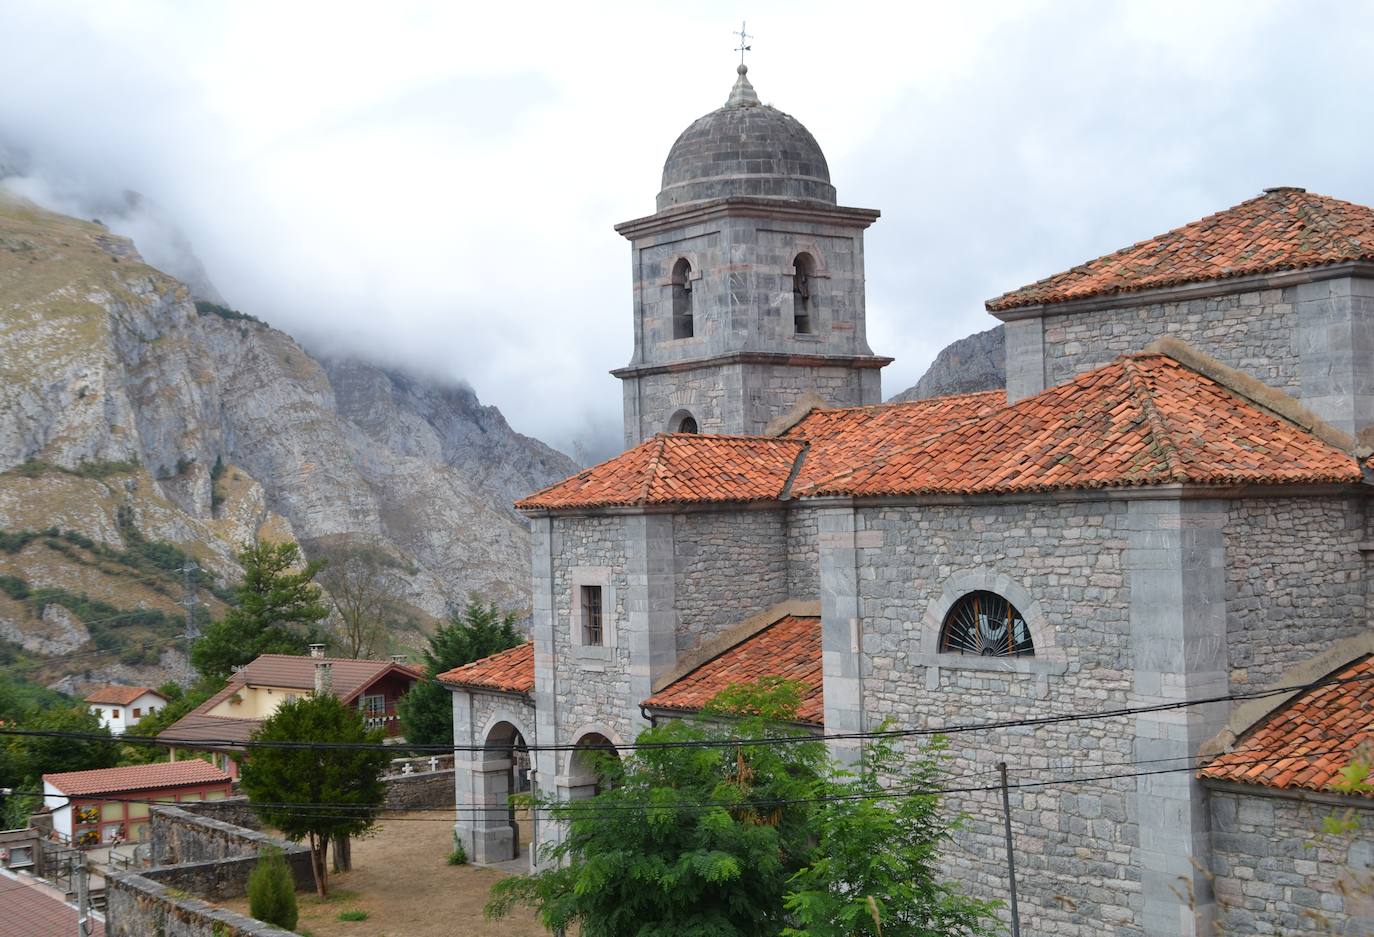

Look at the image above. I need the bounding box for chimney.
[308,644,326,659]
[314,661,333,697]
[390,654,408,665]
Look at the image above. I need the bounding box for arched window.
[939,590,1034,658]
[792,252,816,335]
[668,409,699,434]
[671,258,694,339]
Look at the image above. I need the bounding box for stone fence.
[105,804,312,937]
[383,768,455,810]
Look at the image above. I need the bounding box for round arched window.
[939,591,1034,658]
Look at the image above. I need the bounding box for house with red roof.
[159,649,422,776]
[83,685,167,736]
[444,62,1374,937]
[42,760,232,846]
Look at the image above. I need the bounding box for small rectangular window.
[581,585,604,646]
[133,708,141,718]
[112,709,121,719]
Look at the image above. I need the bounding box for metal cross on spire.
[734,21,753,66]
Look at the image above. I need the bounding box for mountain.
[0,192,576,692]
[891,325,1005,401]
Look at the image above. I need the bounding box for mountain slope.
[891,325,1005,401]
[0,193,576,689]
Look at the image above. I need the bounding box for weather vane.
[734,20,753,66]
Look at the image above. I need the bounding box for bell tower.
[613,65,891,447]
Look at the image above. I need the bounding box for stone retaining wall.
[105,873,297,937]
[383,768,455,810]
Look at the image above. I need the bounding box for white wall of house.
[42,780,72,841]
[89,691,165,736]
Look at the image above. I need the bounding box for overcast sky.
[3,1,1373,458]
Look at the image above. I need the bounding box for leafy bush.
[0,530,39,553]
[0,575,28,600]
[337,910,369,922]
[194,300,262,325]
[248,845,299,930]
[446,832,468,866]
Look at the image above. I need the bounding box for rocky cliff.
[0,193,576,690]
[891,325,1006,401]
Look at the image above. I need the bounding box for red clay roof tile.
[988,188,1374,311]
[1200,656,1374,795]
[800,354,1361,498]
[517,434,805,511]
[437,642,535,694]
[642,615,823,726]
[43,760,231,797]
[83,685,162,706]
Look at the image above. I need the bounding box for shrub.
[247,845,299,930]
[0,575,28,600]
[446,832,468,866]
[337,909,369,922]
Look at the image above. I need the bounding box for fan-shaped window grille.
[939,591,1034,658]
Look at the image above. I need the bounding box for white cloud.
[2,0,1372,457]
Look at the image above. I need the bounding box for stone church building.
[442,64,1374,936]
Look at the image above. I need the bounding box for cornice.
[612,351,893,380]
[614,197,881,240]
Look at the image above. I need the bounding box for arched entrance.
[469,721,529,863]
[563,732,621,800]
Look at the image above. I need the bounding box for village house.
[160,648,421,776]
[444,63,1374,937]
[42,760,232,847]
[82,686,166,737]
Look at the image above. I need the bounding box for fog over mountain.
[3,1,1374,458]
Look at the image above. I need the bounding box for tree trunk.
[308,831,328,898]
[331,831,352,873]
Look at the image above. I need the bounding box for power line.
[7,667,1364,757]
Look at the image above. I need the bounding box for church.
[440,63,1374,937]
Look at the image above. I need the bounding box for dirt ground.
[221,812,549,937]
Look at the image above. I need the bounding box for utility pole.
[179,562,200,642]
[73,852,90,937]
[998,762,1022,937]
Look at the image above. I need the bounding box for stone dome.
[657,65,835,211]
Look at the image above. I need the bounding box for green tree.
[192,541,329,680]
[1,693,117,827]
[248,844,300,930]
[782,735,999,937]
[487,678,827,936]
[397,597,521,745]
[239,694,389,897]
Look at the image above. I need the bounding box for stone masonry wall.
[1224,496,1366,688]
[1209,788,1374,934]
[147,805,313,895]
[786,506,820,598]
[673,508,788,654]
[856,499,1140,936]
[383,769,456,810]
[550,514,636,745]
[1042,286,1298,390]
[106,874,297,937]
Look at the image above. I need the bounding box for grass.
[336,909,369,922]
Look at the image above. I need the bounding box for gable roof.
[988,188,1374,311]
[642,614,823,726]
[516,434,805,511]
[1200,656,1374,795]
[160,654,422,746]
[43,760,230,797]
[437,642,535,695]
[801,354,1362,498]
[84,685,163,706]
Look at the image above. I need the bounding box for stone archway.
[562,732,621,801]
[467,720,528,864]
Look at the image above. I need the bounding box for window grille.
[939,590,1034,657]
[581,585,604,646]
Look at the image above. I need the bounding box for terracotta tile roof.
[43,760,231,797]
[988,188,1374,311]
[1200,656,1374,794]
[160,654,422,745]
[784,391,1004,491]
[801,354,1362,498]
[83,685,162,706]
[643,615,823,726]
[0,869,103,937]
[437,642,535,694]
[517,434,805,511]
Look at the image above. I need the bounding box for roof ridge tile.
[1121,357,1187,482]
